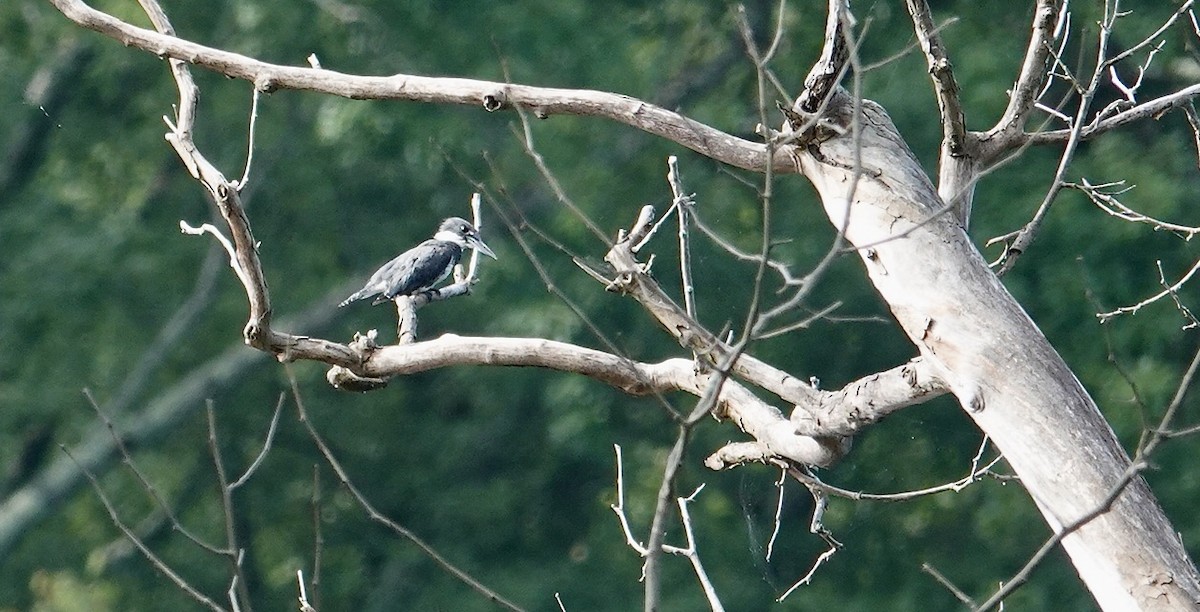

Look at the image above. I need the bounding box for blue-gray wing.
[339,240,463,307]
[379,240,462,300]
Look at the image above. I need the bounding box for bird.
[338,217,497,308]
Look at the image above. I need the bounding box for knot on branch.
[482,90,507,112]
[253,74,278,94]
[326,331,389,392]
[705,434,849,470]
[327,367,389,392]
[244,319,266,348]
[605,270,637,294]
[779,95,850,148]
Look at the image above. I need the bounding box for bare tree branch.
[776,478,841,601]
[229,393,285,490]
[905,0,967,157]
[288,367,526,612]
[997,1,1125,274]
[1027,82,1200,144]
[82,390,228,556]
[922,562,977,608]
[795,0,850,114]
[609,447,725,612]
[63,446,227,612]
[205,403,253,611]
[974,326,1200,609]
[795,357,947,437]
[1069,179,1200,238]
[905,0,971,225]
[986,0,1060,150]
[0,288,345,559]
[308,465,324,612]
[46,0,795,173]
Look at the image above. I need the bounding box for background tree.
[2,0,1200,610]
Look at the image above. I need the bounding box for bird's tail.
[338,288,373,308]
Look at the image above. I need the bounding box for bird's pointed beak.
[468,235,498,260]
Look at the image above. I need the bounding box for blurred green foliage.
[1,0,1198,610]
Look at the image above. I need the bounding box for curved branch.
[604,238,823,409]
[795,357,948,437]
[0,287,346,558]
[796,0,850,114]
[46,0,791,173]
[905,0,966,157]
[332,334,846,467]
[986,0,1059,148]
[1027,84,1200,144]
[905,0,975,226]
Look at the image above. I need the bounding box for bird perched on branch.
[338,217,497,308]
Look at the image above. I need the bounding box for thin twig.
[63,445,226,612]
[753,300,842,340]
[179,220,257,308]
[922,562,977,607]
[609,445,648,553]
[1067,179,1200,238]
[510,111,608,244]
[1097,257,1200,323]
[1101,0,1193,69]
[297,570,316,612]
[668,157,698,325]
[235,87,261,190]
[765,468,786,562]
[229,392,285,490]
[670,485,725,612]
[760,0,789,65]
[309,464,323,612]
[206,402,253,612]
[228,552,244,612]
[782,447,1008,503]
[691,210,801,289]
[286,366,525,612]
[1183,102,1200,170]
[610,446,724,611]
[777,480,842,600]
[81,389,228,555]
[996,0,1123,275]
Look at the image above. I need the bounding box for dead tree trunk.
[791,90,1200,610]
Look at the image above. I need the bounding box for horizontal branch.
[332,334,846,467]
[1027,84,1200,145]
[795,357,948,437]
[46,0,794,173]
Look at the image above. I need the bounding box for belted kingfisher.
[338,217,497,308]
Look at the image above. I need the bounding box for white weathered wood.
[791,91,1200,610]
